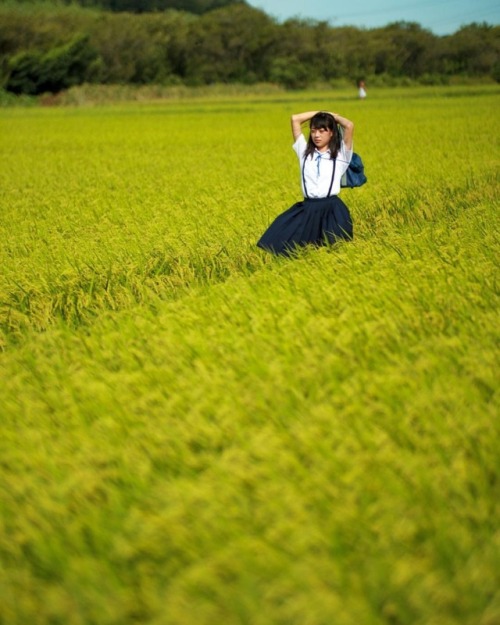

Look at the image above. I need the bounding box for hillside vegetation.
[1,1,499,94]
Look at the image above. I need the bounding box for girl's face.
[310,126,333,152]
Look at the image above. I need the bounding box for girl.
[257,110,354,256]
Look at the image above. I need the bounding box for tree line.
[5,0,242,13]
[1,1,499,95]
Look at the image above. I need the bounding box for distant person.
[358,80,367,99]
[257,110,354,256]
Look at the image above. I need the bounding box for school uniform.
[257,134,353,256]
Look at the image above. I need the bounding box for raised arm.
[331,112,354,151]
[291,111,319,141]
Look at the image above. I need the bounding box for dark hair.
[304,111,341,161]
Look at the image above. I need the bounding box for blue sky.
[245,0,500,35]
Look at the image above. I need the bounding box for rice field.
[0,85,499,625]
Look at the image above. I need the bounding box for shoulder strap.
[302,154,336,199]
[327,158,336,197]
[301,155,310,199]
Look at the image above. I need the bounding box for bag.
[341,152,367,188]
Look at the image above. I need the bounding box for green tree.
[268,57,309,89]
[6,34,99,94]
[268,19,321,87]
[4,50,42,94]
[184,4,277,84]
[371,22,438,77]
[444,23,500,76]
[88,11,193,83]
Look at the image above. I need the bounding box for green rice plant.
[0,85,499,625]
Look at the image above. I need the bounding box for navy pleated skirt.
[257,195,353,256]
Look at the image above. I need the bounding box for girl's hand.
[330,112,354,150]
